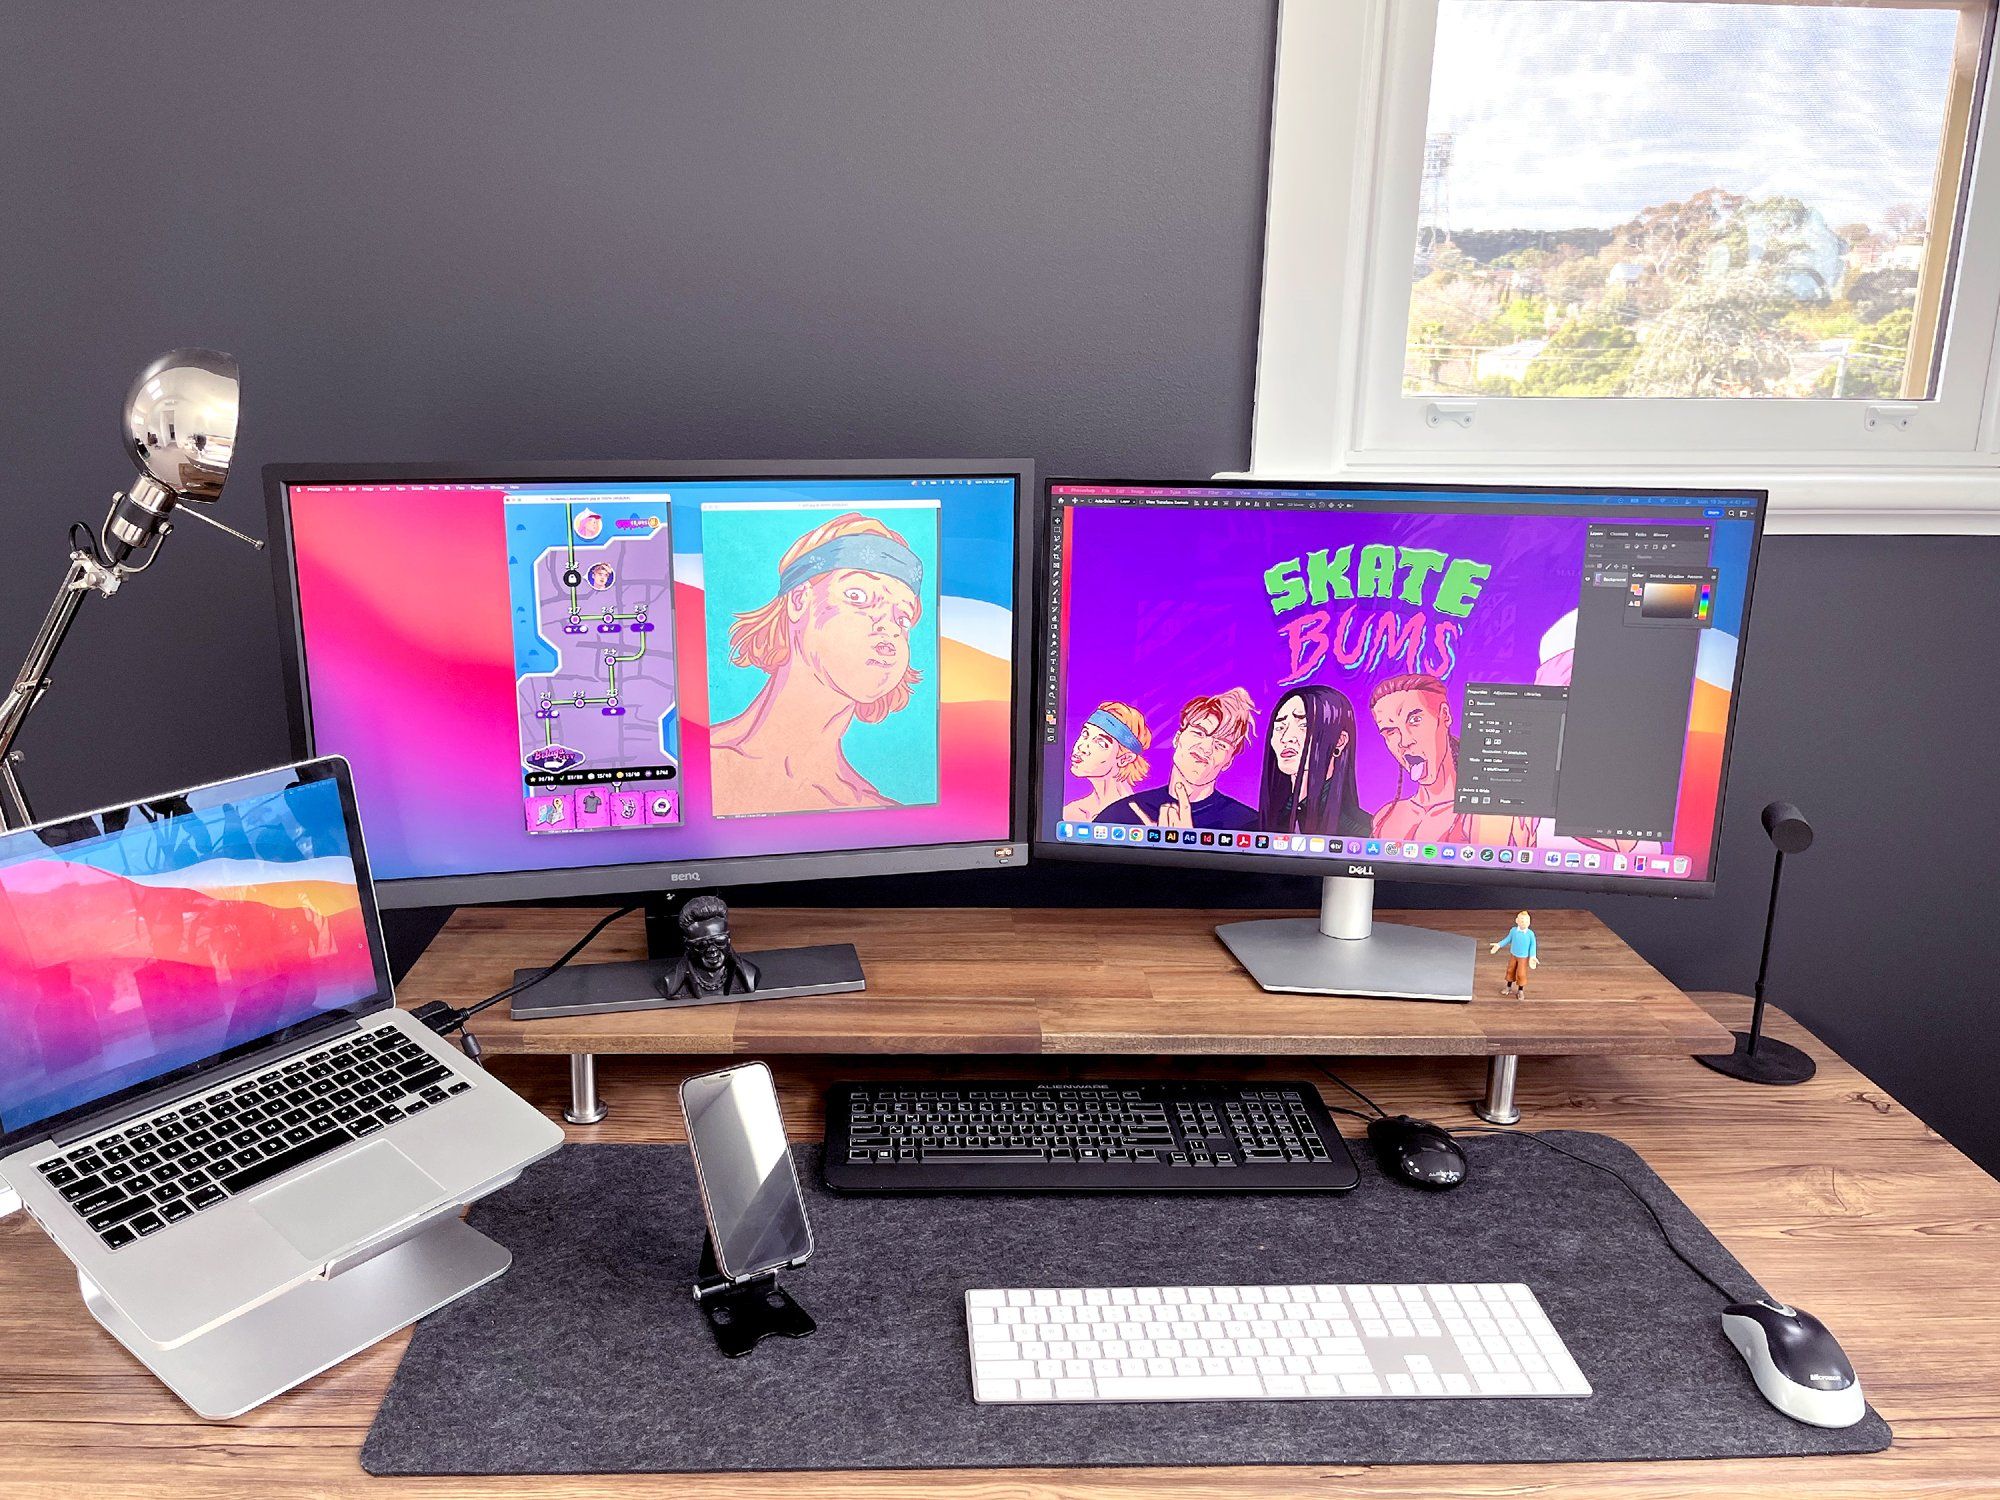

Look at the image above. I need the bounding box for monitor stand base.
[508,944,866,1020]
[510,892,867,1021]
[1216,876,1475,1002]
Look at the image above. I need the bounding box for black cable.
[1314,1064,1388,1119]
[417,902,640,1038]
[1317,1064,1747,1305]
[1459,1125,1741,1303]
[69,522,107,566]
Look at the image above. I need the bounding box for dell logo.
[1346,862,1375,877]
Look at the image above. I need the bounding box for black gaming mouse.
[1366,1114,1469,1190]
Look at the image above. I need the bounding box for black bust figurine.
[659,895,761,1000]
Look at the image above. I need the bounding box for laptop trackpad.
[251,1142,445,1263]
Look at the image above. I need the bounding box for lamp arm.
[0,555,100,830]
[0,493,139,831]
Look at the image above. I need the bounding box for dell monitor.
[266,462,1034,970]
[1036,477,1766,1000]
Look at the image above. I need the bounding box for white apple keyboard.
[965,1281,1592,1404]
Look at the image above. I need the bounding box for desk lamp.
[1695,801,1817,1085]
[0,349,260,831]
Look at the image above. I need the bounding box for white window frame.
[1249,0,2000,533]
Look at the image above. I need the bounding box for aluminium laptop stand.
[78,1207,508,1420]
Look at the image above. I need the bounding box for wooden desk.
[397,906,1734,1125]
[3,994,1997,1497]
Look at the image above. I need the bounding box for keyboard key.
[85,1197,153,1233]
[218,1128,354,1194]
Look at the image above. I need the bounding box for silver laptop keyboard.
[966,1281,1591,1403]
[34,1025,471,1251]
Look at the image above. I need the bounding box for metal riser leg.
[565,1053,608,1125]
[1474,1054,1522,1125]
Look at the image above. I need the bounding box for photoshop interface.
[1043,484,1758,884]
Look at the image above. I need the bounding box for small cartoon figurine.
[659,895,762,1000]
[1489,910,1539,998]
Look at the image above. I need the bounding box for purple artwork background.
[1051,505,1590,825]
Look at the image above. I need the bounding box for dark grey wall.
[5,4,1995,1176]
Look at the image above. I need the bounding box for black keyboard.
[36,1024,474,1251]
[823,1081,1359,1192]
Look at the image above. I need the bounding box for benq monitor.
[267,461,1034,908]
[1036,477,1766,998]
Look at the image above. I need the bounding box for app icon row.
[1054,822,1690,876]
[525,785,678,833]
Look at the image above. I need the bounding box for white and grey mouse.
[1721,1299,1865,1428]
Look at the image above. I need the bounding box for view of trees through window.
[1407,1,1983,400]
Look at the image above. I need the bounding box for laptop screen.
[0,762,390,1143]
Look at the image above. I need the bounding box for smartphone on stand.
[680,1062,816,1354]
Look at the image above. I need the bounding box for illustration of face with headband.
[711,512,926,815]
[1064,702,1152,824]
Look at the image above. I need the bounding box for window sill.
[1216,465,2000,535]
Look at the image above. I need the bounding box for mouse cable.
[1457,1125,1742,1303]
[412,903,640,1050]
[1314,1064,1388,1119]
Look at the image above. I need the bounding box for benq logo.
[668,871,703,884]
[1345,862,1375,877]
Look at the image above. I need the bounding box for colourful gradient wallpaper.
[285,478,1019,884]
[0,774,380,1135]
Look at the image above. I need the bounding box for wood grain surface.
[396,906,1734,1057]
[1,989,1995,1497]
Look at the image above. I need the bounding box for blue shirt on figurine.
[1495,926,1537,959]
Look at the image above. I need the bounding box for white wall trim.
[1251,0,2000,534]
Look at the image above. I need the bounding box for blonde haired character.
[1063,702,1152,823]
[1099,688,1259,832]
[710,512,926,816]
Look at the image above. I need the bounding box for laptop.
[0,758,561,1406]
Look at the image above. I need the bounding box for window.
[1405,1,1985,404]
[1253,0,2000,491]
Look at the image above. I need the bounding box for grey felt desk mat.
[362,1134,1890,1474]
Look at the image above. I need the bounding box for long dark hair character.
[1259,685,1371,837]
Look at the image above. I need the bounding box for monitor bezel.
[1031,475,1769,899]
[264,460,1038,908]
[0,756,394,1150]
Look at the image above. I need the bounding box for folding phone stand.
[692,1235,816,1358]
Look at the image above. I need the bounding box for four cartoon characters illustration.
[1067,671,1536,849]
